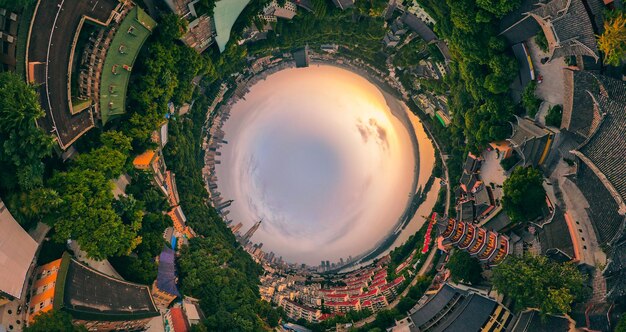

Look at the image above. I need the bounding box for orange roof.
[170,307,189,332]
[133,150,156,168]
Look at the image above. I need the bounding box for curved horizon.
[214,65,431,265]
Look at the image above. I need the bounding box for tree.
[616,314,626,332]
[493,255,585,314]
[597,12,626,66]
[48,169,141,260]
[476,0,521,17]
[522,81,542,117]
[0,72,54,191]
[447,250,483,284]
[25,310,87,332]
[74,146,127,179]
[502,166,547,223]
[544,104,563,127]
[101,130,133,154]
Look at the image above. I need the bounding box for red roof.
[319,313,335,321]
[326,293,348,298]
[361,300,372,306]
[170,307,189,332]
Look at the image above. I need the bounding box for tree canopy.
[493,255,586,314]
[502,166,547,223]
[447,250,483,284]
[25,310,87,332]
[597,11,626,67]
[0,72,54,192]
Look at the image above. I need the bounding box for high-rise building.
[230,222,243,234]
[242,220,262,244]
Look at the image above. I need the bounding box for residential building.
[0,7,19,72]
[325,300,360,314]
[163,0,216,53]
[28,253,160,331]
[164,306,189,332]
[281,299,321,323]
[261,1,298,22]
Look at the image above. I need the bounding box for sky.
[215,65,423,264]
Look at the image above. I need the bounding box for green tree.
[476,0,521,17]
[7,188,62,228]
[493,255,585,314]
[74,146,127,179]
[447,250,483,284]
[535,30,549,52]
[25,310,87,332]
[502,166,547,223]
[522,81,542,117]
[616,314,626,332]
[545,104,563,127]
[101,130,133,154]
[0,72,54,191]
[48,169,141,260]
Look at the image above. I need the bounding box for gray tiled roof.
[528,0,599,61]
[539,206,575,261]
[574,162,625,245]
[409,284,499,332]
[575,93,626,210]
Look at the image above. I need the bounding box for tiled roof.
[574,86,626,213]
[401,13,436,42]
[529,0,599,61]
[562,69,603,137]
[170,307,189,332]
[574,162,625,245]
[539,206,575,261]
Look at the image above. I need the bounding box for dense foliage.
[502,166,547,223]
[123,14,216,149]
[544,104,562,128]
[24,310,87,332]
[521,81,541,117]
[165,94,277,330]
[617,314,626,332]
[493,254,586,314]
[597,11,626,66]
[416,0,520,152]
[446,250,483,285]
[0,72,54,194]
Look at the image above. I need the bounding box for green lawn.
[99,7,156,124]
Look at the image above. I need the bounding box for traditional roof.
[508,116,552,166]
[527,0,600,61]
[59,253,160,321]
[539,207,575,262]
[510,309,573,331]
[463,153,481,174]
[157,246,181,297]
[133,150,157,168]
[0,199,37,299]
[562,69,604,137]
[409,283,501,332]
[457,200,474,223]
[573,93,626,213]
[574,162,626,245]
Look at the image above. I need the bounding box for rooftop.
[409,284,499,332]
[0,199,37,299]
[99,6,156,124]
[156,246,181,297]
[59,253,160,321]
